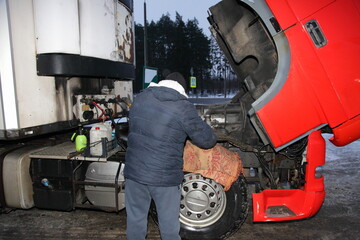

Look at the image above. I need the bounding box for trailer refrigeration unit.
[0,0,134,212]
[1,0,360,239]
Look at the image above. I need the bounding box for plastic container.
[89,122,112,157]
[75,134,87,152]
[71,126,87,152]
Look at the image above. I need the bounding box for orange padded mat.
[183,141,243,191]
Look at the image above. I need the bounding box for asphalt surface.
[0,134,359,240]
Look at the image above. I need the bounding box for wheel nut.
[187,212,192,216]
[202,185,207,191]
[197,214,202,218]
[183,186,189,192]
[180,204,185,209]
[209,192,215,197]
[210,202,216,208]
[192,183,198,188]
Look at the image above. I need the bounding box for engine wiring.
[91,101,107,120]
[79,96,131,153]
[279,138,308,159]
[255,151,277,189]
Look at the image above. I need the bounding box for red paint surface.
[260,0,360,149]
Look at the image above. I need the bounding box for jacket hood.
[147,80,188,102]
[149,80,188,98]
[147,86,187,102]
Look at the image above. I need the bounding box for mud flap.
[252,130,326,222]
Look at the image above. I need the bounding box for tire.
[150,173,248,240]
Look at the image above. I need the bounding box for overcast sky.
[133,0,221,36]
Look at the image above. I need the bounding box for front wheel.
[150,173,248,239]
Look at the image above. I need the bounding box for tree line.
[134,12,239,96]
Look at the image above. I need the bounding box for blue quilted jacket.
[124,86,217,186]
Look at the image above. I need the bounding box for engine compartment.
[196,101,307,191]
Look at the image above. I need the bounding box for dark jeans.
[125,178,181,240]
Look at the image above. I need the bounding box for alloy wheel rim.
[180,173,227,228]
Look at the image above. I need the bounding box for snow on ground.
[323,133,360,163]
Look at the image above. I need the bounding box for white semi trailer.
[0,0,134,211]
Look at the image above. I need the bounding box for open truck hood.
[208,0,291,149]
[208,0,278,100]
[209,0,360,150]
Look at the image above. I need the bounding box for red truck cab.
[208,0,360,222]
[257,0,360,149]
